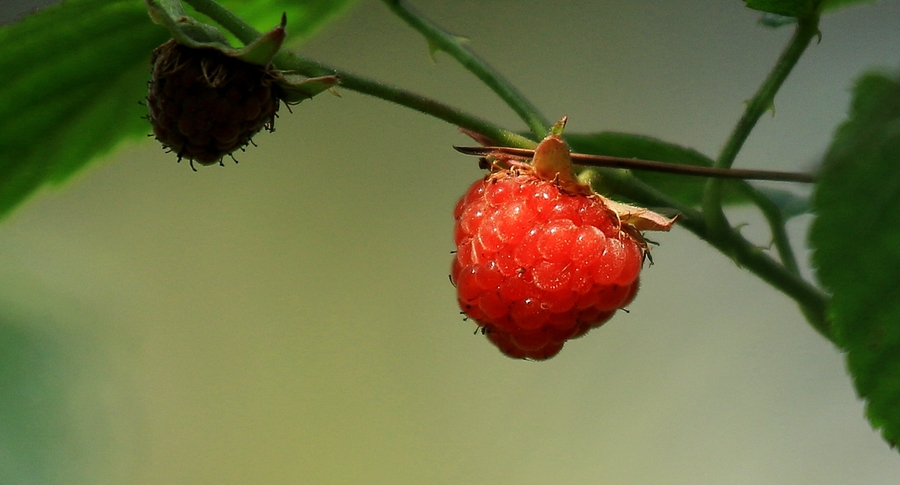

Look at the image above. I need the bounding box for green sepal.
[145,0,286,67]
[232,13,285,66]
[278,75,340,104]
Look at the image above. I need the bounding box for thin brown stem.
[454,146,816,183]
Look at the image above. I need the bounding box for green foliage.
[820,0,879,11]
[565,132,736,206]
[810,71,900,448]
[0,321,69,485]
[213,0,357,43]
[0,0,356,219]
[744,0,821,16]
[743,0,873,16]
[0,0,165,218]
[565,132,808,218]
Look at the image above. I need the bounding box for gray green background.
[1,1,900,483]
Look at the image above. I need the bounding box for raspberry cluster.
[147,39,280,168]
[451,167,645,360]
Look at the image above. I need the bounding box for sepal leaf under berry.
[146,0,284,67]
[277,74,341,104]
[810,71,900,451]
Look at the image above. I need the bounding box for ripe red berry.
[147,39,280,168]
[451,123,674,360]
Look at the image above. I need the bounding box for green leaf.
[0,0,167,218]
[755,186,810,219]
[215,0,356,43]
[743,0,820,16]
[809,71,900,450]
[0,321,70,484]
[0,0,356,220]
[745,0,875,16]
[820,0,878,11]
[565,132,730,206]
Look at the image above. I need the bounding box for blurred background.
[1,0,900,483]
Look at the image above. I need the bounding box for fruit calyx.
[484,118,677,245]
[145,0,339,102]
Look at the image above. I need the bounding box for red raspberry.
[451,123,673,360]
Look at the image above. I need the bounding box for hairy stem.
[381,0,551,138]
[182,0,536,149]
[703,15,821,232]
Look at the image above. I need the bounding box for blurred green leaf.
[745,0,874,16]
[755,186,810,219]
[758,13,798,28]
[0,0,356,220]
[214,0,356,43]
[743,0,820,16]
[568,132,791,208]
[821,0,878,11]
[810,71,900,450]
[565,132,737,206]
[0,321,69,485]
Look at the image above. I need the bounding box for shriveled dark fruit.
[147,39,280,168]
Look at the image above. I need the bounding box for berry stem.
[595,168,832,342]
[702,14,820,231]
[380,0,552,139]
[181,0,537,149]
[179,0,260,45]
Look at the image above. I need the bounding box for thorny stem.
[184,0,831,340]
[703,14,821,239]
[183,0,536,149]
[282,53,537,149]
[381,0,552,139]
